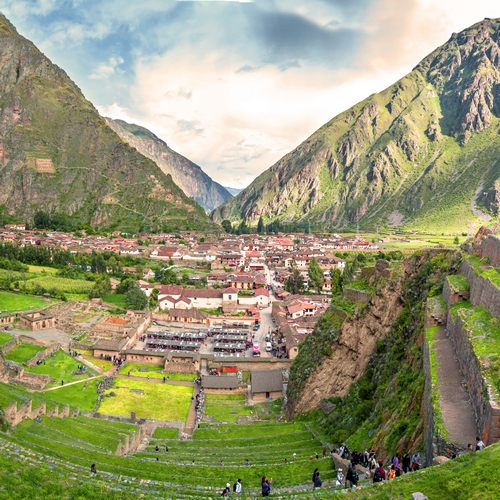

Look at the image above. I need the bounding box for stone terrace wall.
[115,426,145,456]
[343,288,370,303]
[422,325,435,467]
[446,309,500,445]
[459,260,500,318]
[26,343,60,367]
[0,338,18,355]
[474,234,500,266]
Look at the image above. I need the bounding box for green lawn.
[26,348,97,387]
[119,362,196,381]
[83,356,114,372]
[99,378,193,420]
[0,291,51,312]
[205,402,254,423]
[103,293,127,308]
[40,378,102,412]
[4,342,45,363]
[27,265,58,274]
[0,332,13,346]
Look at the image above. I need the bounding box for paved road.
[5,327,72,347]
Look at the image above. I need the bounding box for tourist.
[373,460,386,483]
[90,463,97,474]
[315,452,319,460]
[392,453,402,477]
[234,478,242,494]
[165,446,169,453]
[402,453,411,473]
[221,483,230,497]
[335,468,344,487]
[261,476,272,497]
[245,459,249,466]
[61,380,64,385]
[155,446,159,452]
[467,443,473,452]
[292,453,296,462]
[313,472,322,489]
[388,465,396,480]
[220,460,224,467]
[476,437,485,450]
[284,458,288,464]
[322,447,327,458]
[311,468,319,483]
[346,460,359,488]
[411,451,421,471]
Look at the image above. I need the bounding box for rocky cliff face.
[105,119,232,212]
[212,18,500,233]
[0,15,213,232]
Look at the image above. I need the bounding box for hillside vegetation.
[213,18,500,234]
[0,15,215,233]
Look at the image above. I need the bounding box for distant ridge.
[106,118,232,212]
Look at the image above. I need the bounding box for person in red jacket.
[373,460,386,483]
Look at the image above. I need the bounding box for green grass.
[463,253,500,288]
[4,342,45,363]
[0,291,51,312]
[205,403,254,423]
[26,349,97,387]
[25,276,94,294]
[0,332,13,346]
[446,273,470,294]
[152,427,179,439]
[83,356,114,372]
[40,378,102,412]
[99,378,192,420]
[102,293,127,308]
[27,265,58,274]
[426,325,446,438]
[118,363,196,381]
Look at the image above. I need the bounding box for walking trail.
[434,326,477,446]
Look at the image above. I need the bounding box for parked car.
[266,342,272,352]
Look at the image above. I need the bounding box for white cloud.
[89,56,124,80]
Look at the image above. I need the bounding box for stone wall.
[422,325,435,467]
[115,426,144,456]
[474,234,500,266]
[460,260,500,318]
[447,309,500,445]
[26,343,60,367]
[0,338,18,355]
[343,288,370,303]
[4,399,79,426]
[442,277,468,307]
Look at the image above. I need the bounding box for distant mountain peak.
[106,118,232,212]
[212,18,500,234]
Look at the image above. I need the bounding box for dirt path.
[434,326,477,446]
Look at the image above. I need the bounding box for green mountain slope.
[105,118,232,212]
[212,18,500,234]
[0,15,214,233]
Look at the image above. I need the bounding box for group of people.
[220,479,243,497]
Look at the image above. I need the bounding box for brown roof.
[251,370,283,394]
[168,308,209,320]
[202,375,239,389]
[159,285,183,296]
[92,338,128,351]
[183,289,223,299]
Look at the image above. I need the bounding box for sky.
[1,1,500,189]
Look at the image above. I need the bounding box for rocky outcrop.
[105,119,231,211]
[212,18,500,232]
[289,278,403,416]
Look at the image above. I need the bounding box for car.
[265,334,271,342]
[266,342,272,352]
[253,324,259,331]
[259,306,263,310]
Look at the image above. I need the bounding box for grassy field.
[204,393,254,423]
[27,265,58,274]
[83,356,114,372]
[4,342,45,363]
[99,378,193,420]
[26,349,97,387]
[25,276,94,294]
[118,363,196,381]
[102,293,127,308]
[40,378,102,412]
[0,332,13,345]
[0,291,52,312]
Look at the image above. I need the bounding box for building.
[19,311,55,331]
[251,369,284,401]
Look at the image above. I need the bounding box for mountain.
[0,15,214,233]
[105,118,232,212]
[224,187,242,196]
[212,18,500,234]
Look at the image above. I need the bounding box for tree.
[330,268,344,294]
[454,236,460,245]
[308,257,325,293]
[221,220,232,233]
[34,210,51,229]
[257,216,264,234]
[285,269,304,295]
[125,285,148,310]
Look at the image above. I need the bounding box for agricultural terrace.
[24,276,94,295]
[42,378,102,412]
[4,341,45,363]
[0,290,53,312]
[0,332,13,346]
[26,348,98,387]
[204,393,254,423]
[99,378,193,420]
